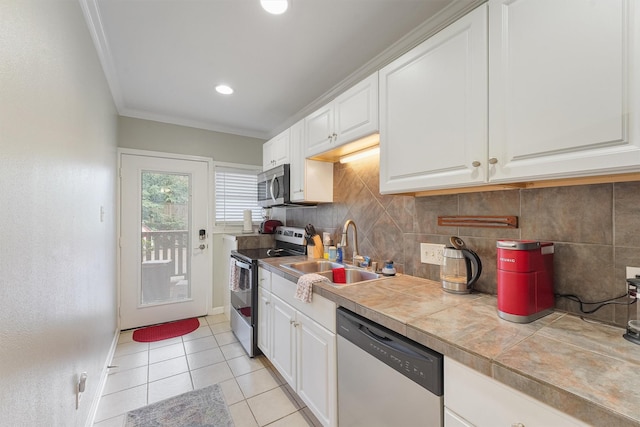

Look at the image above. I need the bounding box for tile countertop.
[258,256,640,427]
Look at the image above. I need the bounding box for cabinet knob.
[472,160,481,168]
[488,157,498,165]
[511,424,525,427]
[328,135,333,141]
[265,301,270,305]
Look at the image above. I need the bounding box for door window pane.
[140,171,191,305]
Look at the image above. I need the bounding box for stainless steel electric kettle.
[441,236,482,294]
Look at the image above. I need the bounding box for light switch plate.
[421,243,445,265]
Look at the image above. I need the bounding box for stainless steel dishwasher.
[337,307,444,427]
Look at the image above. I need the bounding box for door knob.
[194,244,206,250]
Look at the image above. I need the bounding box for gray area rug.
[125,384,234,427]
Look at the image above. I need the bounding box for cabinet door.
[488,0,640,182]
[291,119,334,203]
[257,286,272,357]
[334,72,379,145]
[445,357,588,427]
[305,104,334,157]
[262,138,274,170]
[444,408,475,427]
[379,5,488,193]
[273,130,290,167]
[263,129,290,170]
[270,294,297,389]
[296,311,336,427]
[290,119,306,201]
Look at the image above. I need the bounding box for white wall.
[0,1,118,425]
[118,116,264,314]
[118,116,264,165]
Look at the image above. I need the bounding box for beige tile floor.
[93,314,321,427]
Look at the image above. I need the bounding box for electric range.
[229,226,306,356]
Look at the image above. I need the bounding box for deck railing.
[141,230,189,277]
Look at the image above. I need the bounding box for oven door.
[230,257,253,322]
[229,254,259,356]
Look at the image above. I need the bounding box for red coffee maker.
[496,240,554,323]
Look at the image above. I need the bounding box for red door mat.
[132,318,200,342]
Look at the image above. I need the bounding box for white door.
[119,152,211,329]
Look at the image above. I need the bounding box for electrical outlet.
[627,266,640,279]
[421,243,445,265]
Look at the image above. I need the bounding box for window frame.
[212,161,262,232]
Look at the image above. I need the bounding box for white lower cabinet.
[444,357,588,427]
[271,294,297,386]
[261,272,337,427]
[296,310,336,427]
[257,267,272,357]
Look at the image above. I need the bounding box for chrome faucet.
[340,219,359,263]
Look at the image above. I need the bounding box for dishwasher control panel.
[337,307,443,395]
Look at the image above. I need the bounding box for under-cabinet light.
[339,147,380,164]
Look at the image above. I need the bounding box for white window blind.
[214,164,262,226]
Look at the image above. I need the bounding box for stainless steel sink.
[280,260,343,274]
[317,269,380,285]
[280,260,380,286]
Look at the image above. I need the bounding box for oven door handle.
[234,259,252,270]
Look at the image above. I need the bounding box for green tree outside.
[142,172,189,231]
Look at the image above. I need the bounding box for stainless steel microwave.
[257,164,290,207]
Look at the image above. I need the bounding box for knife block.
[310,235,324,259]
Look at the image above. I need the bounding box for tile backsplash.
[284,155,640,327]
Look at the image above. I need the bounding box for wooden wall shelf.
[438,215,518,228]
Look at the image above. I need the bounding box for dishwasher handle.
[358,325,434,362]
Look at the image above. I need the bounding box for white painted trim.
[269,0,487,137]
[84,329,120,427]
[116,148,214,327]
[208,306,226,316]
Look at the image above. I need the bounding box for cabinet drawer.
[444,358,588,427]
[271,273,336,332]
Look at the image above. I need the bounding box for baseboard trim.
[208,306,225,316]
[85,328,120,427]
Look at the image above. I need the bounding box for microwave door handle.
[269,174,277,204]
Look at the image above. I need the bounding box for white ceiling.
[81,0,480,140]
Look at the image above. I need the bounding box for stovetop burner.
[233,247,303,261]
[232,226,307,262]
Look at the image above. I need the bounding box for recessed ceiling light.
[261,0,288,15]
[215,85,234,95]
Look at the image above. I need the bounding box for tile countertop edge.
[490,362,640,427]
[256,259,638,427]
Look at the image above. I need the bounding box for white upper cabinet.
[263,128,290,170]
[290,119,333,203]
[379,5,488,193]
[488,0,640,182]
[306,72,379,157]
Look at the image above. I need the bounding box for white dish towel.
[295,273,330,303]
[229,258,240,291]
